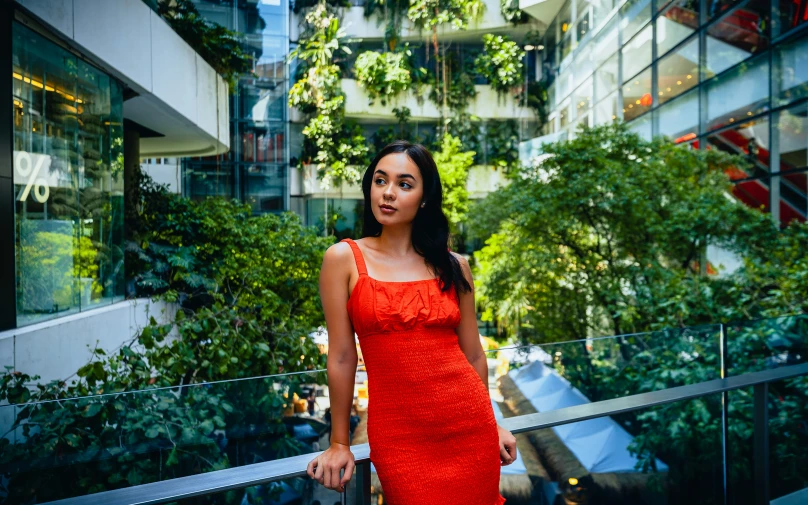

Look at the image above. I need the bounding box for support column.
[123,126,140,297]
[1,2,16,331]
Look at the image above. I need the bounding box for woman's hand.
[497,424,517,466]
[307,443,356,493]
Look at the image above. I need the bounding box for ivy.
[483,119,521,172]
[474,33,526,96]
[354,50,413,105]
[157,0,253,91]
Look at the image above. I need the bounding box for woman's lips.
[380,205,396,214]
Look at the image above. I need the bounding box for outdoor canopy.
[508,360,668,473]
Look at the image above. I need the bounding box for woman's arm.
[319,243,359,446]
[452,253,488,386]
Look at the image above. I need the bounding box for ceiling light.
[525,44,535,50]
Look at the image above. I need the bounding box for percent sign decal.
[15,151,50,203]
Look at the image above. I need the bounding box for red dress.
[340,238,506,505]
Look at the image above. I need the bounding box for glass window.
[622,24,653,81]
[620,0,652,42]
[706,53,769,131]
[623,66,653,121]
[628,111,653,140]
[656,0,699,57]
[592,17,619,67]
[12,22,124,327]
[594,90,619,124]
[706,115,772,213]
[559,1,573,37]
[776,0,808,35]
[572,77,593,119]
[573,46,594,87]
[593,0,617,26]
[559,97,572,129]
[595,52,619,101]
[243,164,287,213]
[657,36,699,105]
[773,33,808,107]
[559,33,575,61]
[577,10,592,40]
[656,87,699,140]
[705,0,769,77]
[239,80,286,122]
[776,103,807,223]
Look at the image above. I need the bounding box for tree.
[434,134,473,238]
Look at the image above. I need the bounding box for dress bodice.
[341,238,462,336]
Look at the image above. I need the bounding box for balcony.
[342,78,532,122]
[3,314,807,505]
[519,0,567,26]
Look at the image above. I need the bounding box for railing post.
[720,323,729,505]
[753,382,769,505]
[353,460,372,505]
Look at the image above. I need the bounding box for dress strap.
[340,238,368,276]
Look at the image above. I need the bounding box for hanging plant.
[524,80,549,130]
[354,50,413,105]
[288,3,369,188]
[484,119,520,172]
[500,0,528,24]
[474,33,525,96]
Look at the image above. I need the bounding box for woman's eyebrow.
[374,169,416,181]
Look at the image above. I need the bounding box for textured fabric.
[341,238,506,505]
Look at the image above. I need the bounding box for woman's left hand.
[496,424,517,466]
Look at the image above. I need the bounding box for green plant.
[289,3,370,188]
[524,79,549,129]
[483,119,520,172]
[433,134,474,236]
[500,0,528,24]
[474,33,525,96]
[354,50,412,105]
[157,0,253,91]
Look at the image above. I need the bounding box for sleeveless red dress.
[340,238,506,505]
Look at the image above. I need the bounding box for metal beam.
[0,0,16,331]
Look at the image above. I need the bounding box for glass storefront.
[535,0,808,225]
[11,22,125,327]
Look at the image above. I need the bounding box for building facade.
[182,0,291,214]
[2,0,230,379]
[520,0,808,225]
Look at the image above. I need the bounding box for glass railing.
[2,315,806,504]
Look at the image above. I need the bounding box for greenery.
[434,134,474,237]
[483,119,520,172]
[524,80,549,130]
[157,0,253,91]
[354,50,413,105]
[500,0,528,24]
[289,3,370,188]
[1,175,331,503]
[474,33,525,96]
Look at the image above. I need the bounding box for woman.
[306,141,516,504]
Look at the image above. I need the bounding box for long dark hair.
[361,141,472,295]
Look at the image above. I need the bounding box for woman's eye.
[375,178,385,185]
[400,182,412,189]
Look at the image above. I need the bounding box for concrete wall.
[16,0,231,157]
[0,298,177,386]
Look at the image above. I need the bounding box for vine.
[500,0,528,24]
[288,3,370,188]
[354,50,413,105]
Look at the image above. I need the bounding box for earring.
[420,202,425,208]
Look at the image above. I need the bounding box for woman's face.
[370,152,425,225]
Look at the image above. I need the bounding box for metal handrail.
[41,362,808,505]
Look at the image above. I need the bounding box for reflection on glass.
[621,24,653,82]
[705,0,769,77]
[591,17,618,67]
[656,0,699,57]
[623,66,653,121]
[657,88,699,140]
[595,52,619,101]
[706,53,769,131]
[572,77,593,119]
[628,111,653,139]
[577,10,591,40]
[774,33,808,106]
[593,0,617,26]
[775,103,808,224]
[776,0,808,35]
[573,47,594,87]
[619,0,652,41]
[657,36,699,105]
[594,91,619,124]
[185,162,236,201]
[244,164,287,213]
[12,22,124,327]
[706,115,771,213]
